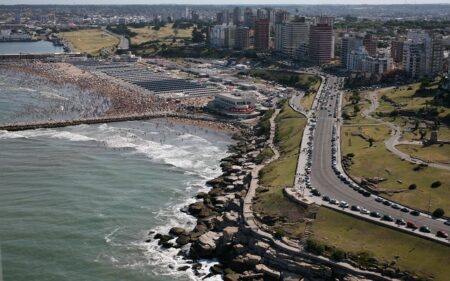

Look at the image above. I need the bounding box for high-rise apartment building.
[254,19,270,50]
[235,26,250,50]
[281,18,310,57]
[341,33,364,68]
[243,8,254,28]
[390,39,404,63]
[233,7,242,26]
[403,31,444,78]
[363,34,377,56]
[309,16,334,65]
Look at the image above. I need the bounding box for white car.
[360,208,370,215]
[339,201,349,208]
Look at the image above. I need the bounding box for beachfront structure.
[0,29,33,42]
[208,92,258,118]
[74,62,219,97]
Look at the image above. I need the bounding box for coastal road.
[308,75,450,237]
[101,27,129,51]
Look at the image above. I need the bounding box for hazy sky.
[1,0,450,5]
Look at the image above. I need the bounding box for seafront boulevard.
[148,100,394,280]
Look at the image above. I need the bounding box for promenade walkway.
[242,106,393,280]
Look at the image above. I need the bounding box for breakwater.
[0,112,238,132]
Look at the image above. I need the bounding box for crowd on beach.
[0,61,238,133]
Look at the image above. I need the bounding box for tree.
[331,249,346,261]
[368,137,375,147]
[419,128,427,140]
[432,208,444,218]
[192,27,205,43]
[431,181,442,188]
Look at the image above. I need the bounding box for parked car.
[410,210,420,216]
[351,205,361,212]
[406,221,418,229]
[395,219,406,226]
[436,231,448,238]
[311,189,321,196]
[339,201,349,208]
[370,211,381,218]
[382,215,394,222]
[391,204,400,210]
[444,220,450,226]
[383,200,392,206]
[322,196,330,202]
[375,197,383,203]
[330,199,338,205]
[401,207,409,213]
[360,208,370,215]
[419,226,431,233]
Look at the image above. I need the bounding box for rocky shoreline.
[145,120,380,281]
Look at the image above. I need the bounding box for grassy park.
[250,69,321,94]
[341,123,450,214]
[311,207,450,281]
[59,29,119,55]
[253,101,308,237]
[129,23,193,45]
[396,143,450,164]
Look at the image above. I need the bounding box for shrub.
[431,181,442,188]
[305,239,325,255]
[331,249,346,262]
[408,184,417,190]
[432,208,444,218]
[274,228,285,240]
[347,153,355,158]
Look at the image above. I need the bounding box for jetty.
[0,112,235,132]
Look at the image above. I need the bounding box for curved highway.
[307,75,449,241]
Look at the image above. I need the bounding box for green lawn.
[396,143,450,164]
[341,124,450,214]
[129,23,193,45]
[312,207,450,281]
[250,69,321,93]
[300,92,316,111]
[59,29,119,55]
[253,101,308,238]
[342,92,378,125]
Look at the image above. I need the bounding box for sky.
[1,0,450,5]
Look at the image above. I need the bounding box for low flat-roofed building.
[208,92,259,118]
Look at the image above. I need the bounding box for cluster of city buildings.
[391,31,445,79]
[208,7,335,65]
[342,30,446,79]
[208,7,448,80]
[341,32,393,77]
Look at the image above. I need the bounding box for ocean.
[0,41,64,55]
[0,69,231,281]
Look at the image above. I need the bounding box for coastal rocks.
[169,227,185,236]
[188,202,216,218]
[222,226,239,245]
[190,231,222,258]
[255,264,281,280]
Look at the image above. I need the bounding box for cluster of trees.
[106,24,137,38]
[251,70,320,92]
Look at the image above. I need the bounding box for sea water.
[0,70,231,281]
